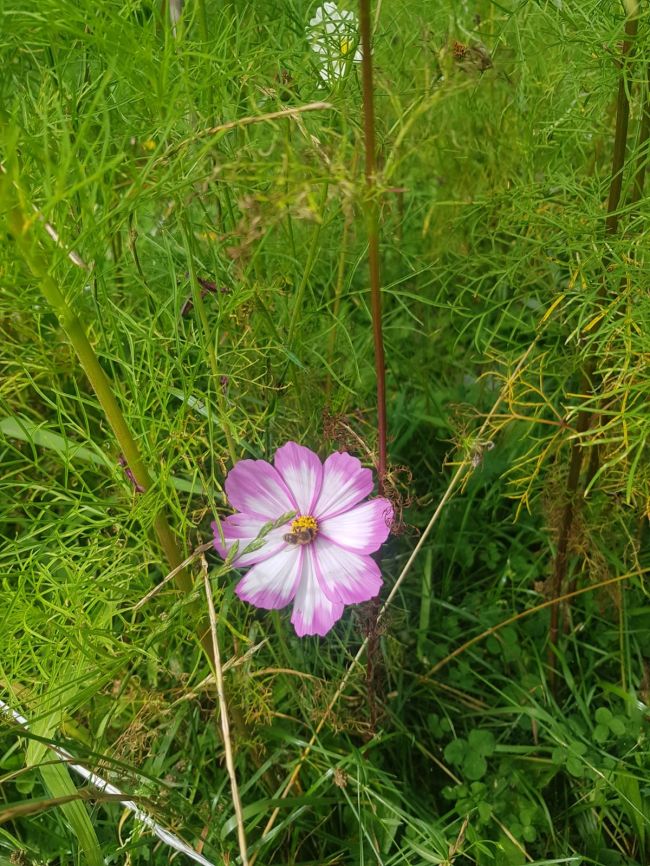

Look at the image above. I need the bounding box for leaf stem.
[202,558,249,866]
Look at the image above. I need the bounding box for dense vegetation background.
[1,0,649,864]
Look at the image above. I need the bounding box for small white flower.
[307,2,362,84]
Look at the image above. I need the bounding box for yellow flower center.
[292,515,318,534]
[283,515,318,546]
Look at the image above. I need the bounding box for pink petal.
[312,537,382,604]
[314,451,373,520]
[224,458,296,519]
[319,498,393,554]
[235,545,304,610]
[274,442,323,515]
[211,515,289,567]
[291,546,344,637]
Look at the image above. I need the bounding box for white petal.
[291,546,343,636]
[274,442,323,515]
[225,458,296,519]
[310,7,324,25]
[319,498,393,554]
[235,545,303,610]
[314,451,374,520]
[312,538,382,604]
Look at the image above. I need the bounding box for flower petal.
[291,546,344,637]
[224,458,296,519]
[312,537,382,604]
[235,545,304,610]
[319,498,393,554]
[212,514,289,567]
[314,451,373,520]
[274,442,323,515]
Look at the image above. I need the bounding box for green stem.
[11,212,191,595]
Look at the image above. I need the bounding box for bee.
[283,527,316,545]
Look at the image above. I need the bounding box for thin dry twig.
[248,340,538,864]
[161,102,332,160]
[202,556,249,866]
[133,541,214,611]
[426,567,647,678]
[0,699,216,866]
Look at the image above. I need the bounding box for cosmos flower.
[307,2,363,84]
[213,442,393,637]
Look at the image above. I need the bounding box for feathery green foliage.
[1,1,649,865]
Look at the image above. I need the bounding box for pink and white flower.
[307,2,363,84]
[212,442,393,637]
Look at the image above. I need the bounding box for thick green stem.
[12,213,191,595]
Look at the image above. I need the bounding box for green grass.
[1,1,649,864]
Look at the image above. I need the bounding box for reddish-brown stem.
[604,16,639,239]
[547,397,592,687]
[359,0,387,490]
[359,0,387,735]
[547,13,638,687]
[630,60,650,207]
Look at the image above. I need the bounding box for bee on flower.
[213,442,393,637]
[307,2,363,84]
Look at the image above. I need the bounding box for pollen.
[291,515,318,534]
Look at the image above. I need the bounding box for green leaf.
[0,415,110,468]
[551,747,566,766]
[463,752,488,781]
[468,729,496,756]
[444,738,467,766]
[595,707,613,725]
[608,717,626,737]
[39,762,103,866]
[0,414,220,499]
[566,756,584,778]
[477,800,492,823]
[593,724,609,743]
